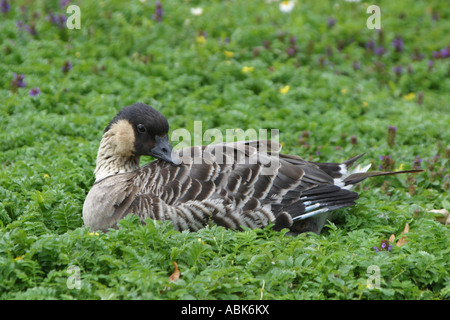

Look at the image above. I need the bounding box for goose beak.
[150,135,175,164]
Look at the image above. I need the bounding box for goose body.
[83,103,422,234]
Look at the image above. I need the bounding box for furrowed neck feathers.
[94,121,140,182]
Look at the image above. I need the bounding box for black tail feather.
[343,169,424,185]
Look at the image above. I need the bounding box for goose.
[83,103,423,234]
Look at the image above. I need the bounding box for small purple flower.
[16,21,25,30]
[29,87,41,96]
[353,60,361,71]
[392,36,404,52]
[317,56,328,67]
[432,12,439,21]
[380,155,395,171]
[289,36,297,45]
[11,73,26,88]
[440,47,450,59]
[48,12,67,29]
[413,155,422,169]
[427,59,434,72]
[411,48,425,61]
[62,60,72,73]
[387,125,397,147]
[298,135,305,146]
[365,39,376,51]
[1,0,10,14]
[431,48,449,59]
[152,0,163,22]
[373,61,385,73]
[286,46,297,57]
[60,0,70,9]
[374,46,386,56]
[286,37,298,56]
[327,17,336,29]
[393,65,403,76]
[417,92,424,105]
[374,240,393,252]
[26,23,37,36]
[48,12,56,23]
[16,73,26,87]
[252,47,260,57]
[315,146,322,156]
[16,21,38,36]
[56,14,67,28]
[10,73,26,93]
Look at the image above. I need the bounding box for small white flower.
[190,7,203,16]
[279,1,295,13]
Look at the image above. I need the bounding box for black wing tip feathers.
[342,153,366,167]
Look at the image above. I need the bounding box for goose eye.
[137,124,146,133]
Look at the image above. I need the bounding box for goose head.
[104,102,174,163]
[94,103,175,181]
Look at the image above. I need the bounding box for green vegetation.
[0,0,449,300]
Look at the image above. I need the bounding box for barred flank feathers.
[84,140,423,234]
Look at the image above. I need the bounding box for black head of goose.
[83,103,423,234]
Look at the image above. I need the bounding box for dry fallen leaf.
[169,261,180,283]
[387,223,409,247]
[428,209,450,225]
[396,223,409,247]
[389,234,395,243]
